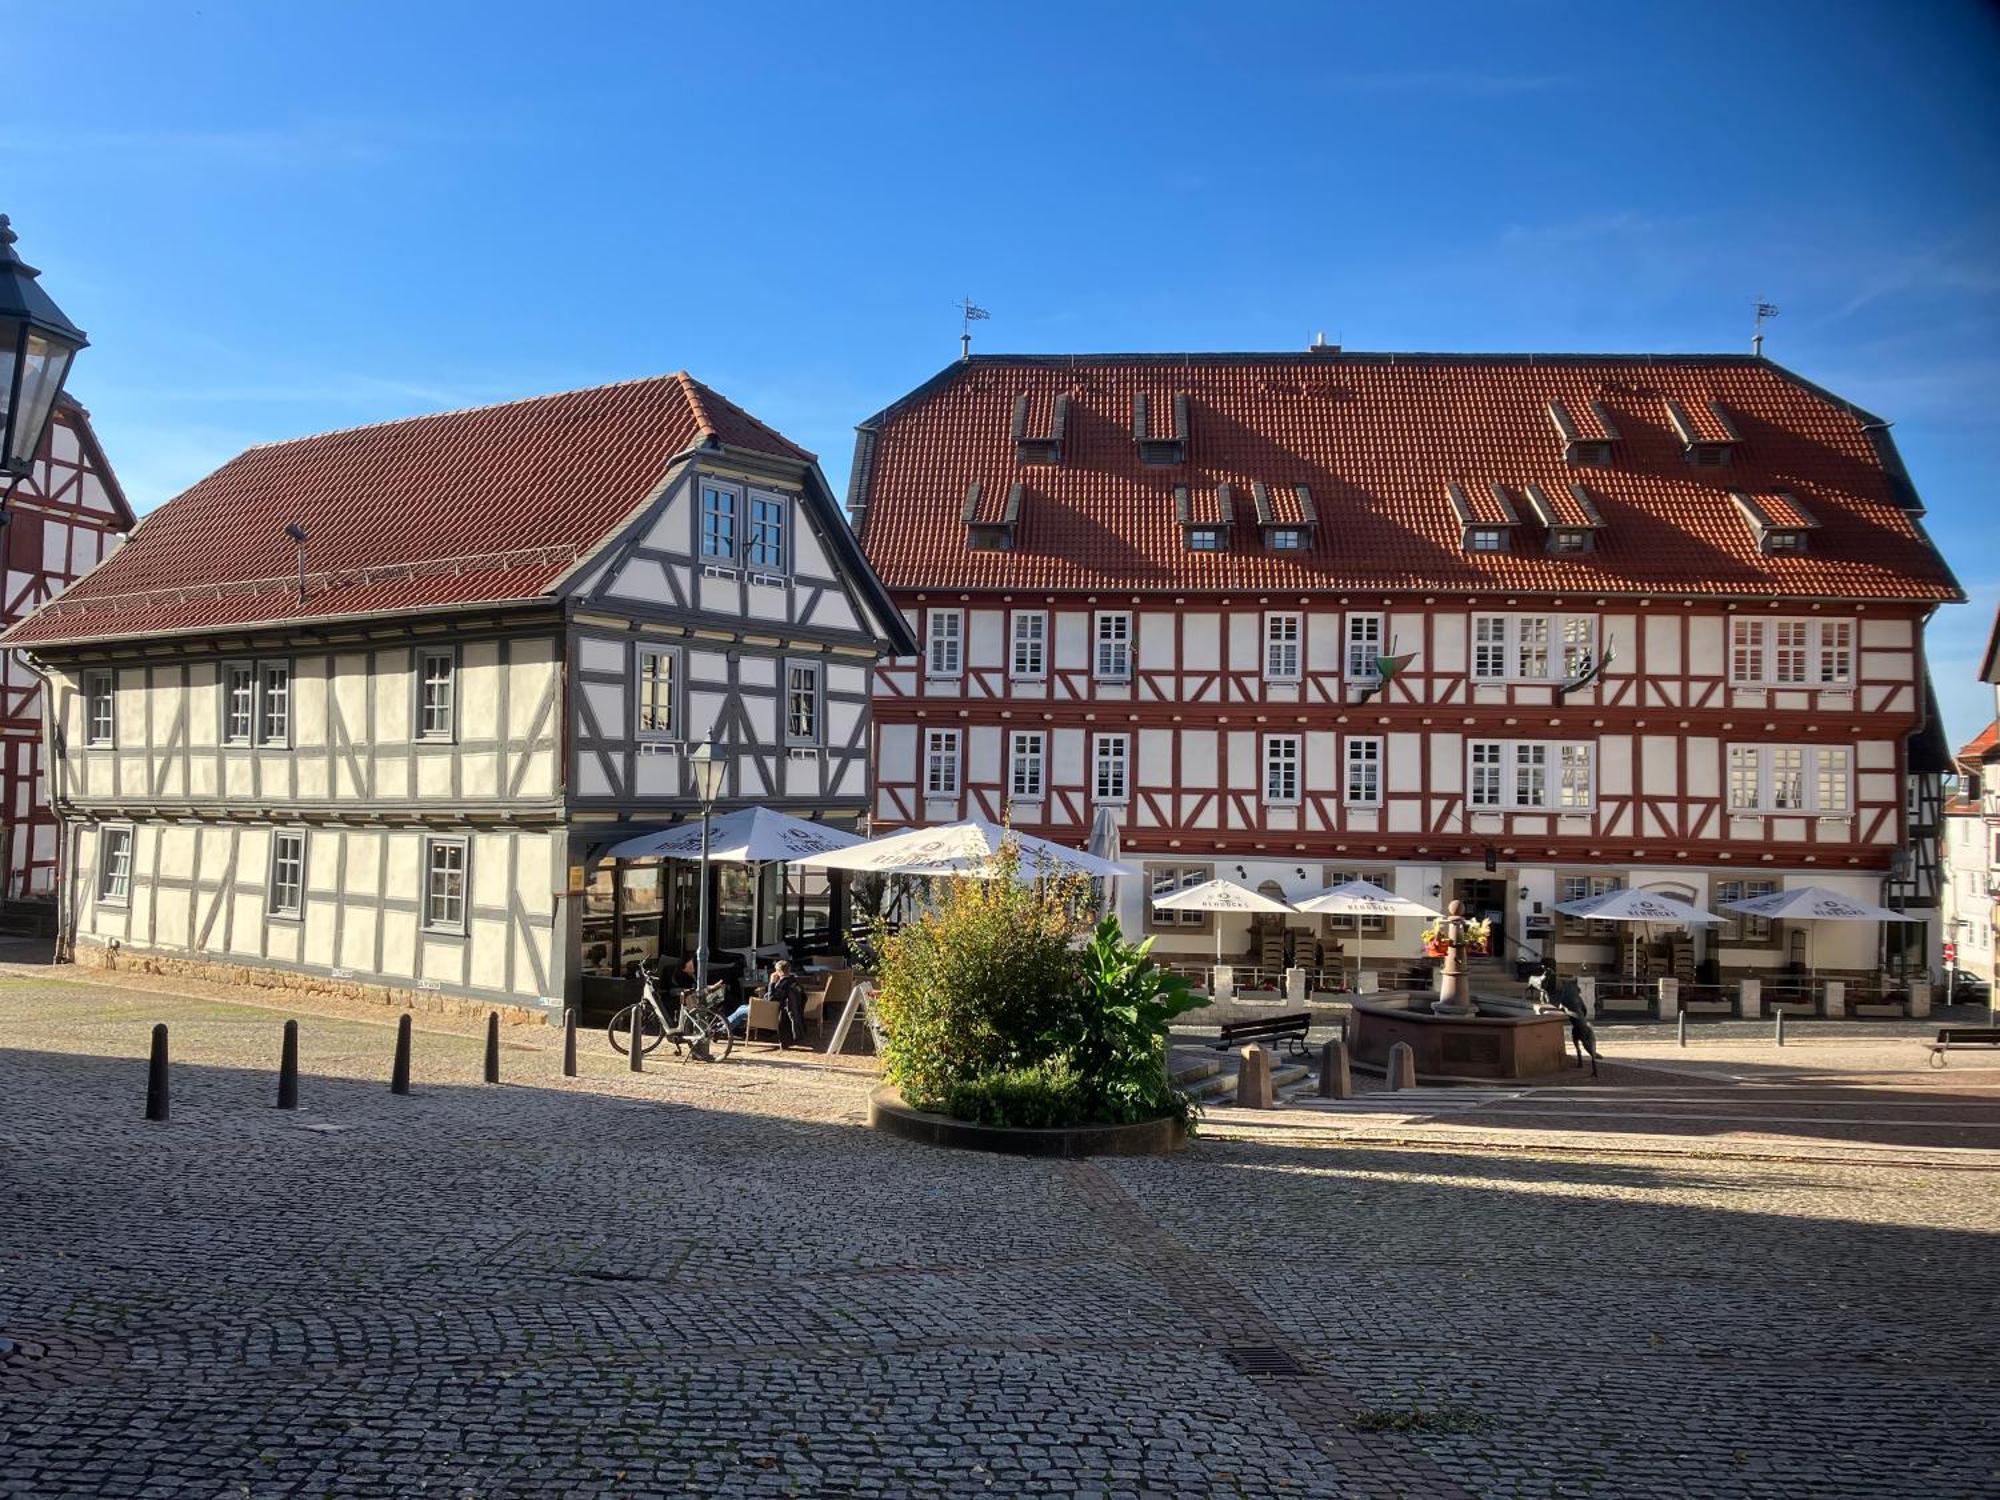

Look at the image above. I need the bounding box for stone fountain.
[1347,900,1572,1081]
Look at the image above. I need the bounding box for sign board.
[825,980,874,1056]
[1944,942,1957,964]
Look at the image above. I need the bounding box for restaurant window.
[1558,874,1622,938]
[1716,878,1778,944]
[1319,868,1395,934]
[580,858,670,977]
[1147,864,1211,930]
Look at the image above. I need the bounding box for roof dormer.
[1133,391,1189,466]
[963,480,1023,551]
[1174,483,1234,552]
[1011,392,1068,466]
[1731,490,1817,555]
[1251,481,1317,551]
[1546,398,1621,468]
[1665,397,1741,466]
[1523,481,1606,555]
[1447,481,1521,554]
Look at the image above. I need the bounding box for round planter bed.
[868,1086,1188,1158]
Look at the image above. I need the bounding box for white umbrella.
[794,817,1136,880]
[1296,879,1442,987]
[1086,806,1123,919]
[604,806,865,864]
[1718,884,1919,979]
[1553,887,1722,979]
[1151,878,1295,966]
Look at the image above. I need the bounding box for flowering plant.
[1419,916,1493,958]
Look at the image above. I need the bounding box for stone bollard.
[484,1011,501,1084]
[1317,1036,1352,1100]
[563,1009,579,1077]
[1235,1044,1273,1109]
[277,1019,299,1110]
[1824,980,1845,1020]
[144,1023,170,1122]
[391,1013,412,1095]
[1677,1010,1687,1049]
[1386,1040,1416,1091]
[1575,974,1598,1019]
[1739,977,1761,1022]
[1910,980,1931,1020]
[1357,968,1380,995]
[1213,965,1236,1004]
[1284,966,1307,1004]
[1657,977,1680,1022]
[1775,1010,1786,1048]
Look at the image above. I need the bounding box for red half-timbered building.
[2,396,134,899]
[850,348,1961,984]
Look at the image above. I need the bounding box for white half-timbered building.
[850,349,1962,989]
[1,396,134,901]
[5,373,911,1016]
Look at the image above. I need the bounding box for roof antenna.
[285,523,309,602]
[1752,299,1779,357]
[956,296,989,360]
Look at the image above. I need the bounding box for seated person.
[727,960,808,1046]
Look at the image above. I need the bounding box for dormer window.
[1133,392,1189,466]
[1174,483,1234,551]
[1448,481,1520,555]
[1011,393,1068,466]
[1546,399,1620,467]
[1549,530,1589,554]
[1666,397,1741,466]
[1252,482,1318,550]
[1523,481,1606,556]
[963,480,1023,552]
[1267,528,1308,550]
[1731,490,1818,556]
[1186,527,1225,551]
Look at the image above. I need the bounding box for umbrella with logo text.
[1296,878,1442,987]
[1150,878,1297,967]
[1717,884,1918,979]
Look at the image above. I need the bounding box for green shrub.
[933,1061,1092,1129]
[1061,914,1211,1129]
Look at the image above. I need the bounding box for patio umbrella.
[1150,877,1296,966]
[793,817,1137,881]
[1295,879,1442,986]
[1716,885,1919,978]
[1086,806,1123,920]
[1552,887,1723,979]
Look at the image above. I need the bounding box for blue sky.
[10,0,1999,742]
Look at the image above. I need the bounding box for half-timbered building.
[4,373,911,1016]
[1,396,135,901]
[850,349,1962,986]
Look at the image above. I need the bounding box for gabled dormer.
[1133,391,1189,466]
[1251,481,1317,551]
[1523,481,1607,555]
[1174,483,1234,552]
[1730,490,1817,555]
[963,480,1023,551]
[1011,392,1069,466]
[1665,397,1742,466]
[1447,480,1521,554]
[1546,398,1621,467]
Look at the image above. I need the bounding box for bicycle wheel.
[700,1011,735,1063]
[607,1003,668,1057]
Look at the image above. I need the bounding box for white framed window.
[1716,878,1778,943]
[417,648,456,742]
[1468,528,1506,551]
[926,610,963,678]
[1558,874,1623,938]
[700,482,739,561]
[1009,730,1046,801]
[1011,611,1046,679]
[1186,527,1225,552]
[257,660,291,747]
[268,830,306,919]
[423,837,468,934]
[1319,867,1396,934]
[746,492,787,571]
[1345,612,1383,679]
[1728,618,1855,687]
[1469,741,1503,807]
[83,670,115,747]
[1147,863,1211,930]
[924,729,961,797]
[636,648,678,739]
[1264,612,1301,681]
[1345,736,1381,805]
[98,824,133,906]
[1266,527,1308,550]
[1471,614,1597,681]
[1726,744,1851,814]
[1093,612,1132,681]
[222,661,256,744]
[1514,743,1548,807]
[1264,734,1300,805]
[785,660,821,746]
[1469,740,1591,810]
[1094,733,1129,803]
[1558,745,1594,809]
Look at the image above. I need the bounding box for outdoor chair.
[809,970,855,1042]
[744,996,784,1044]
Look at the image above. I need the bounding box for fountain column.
[1431,899,1476,1016]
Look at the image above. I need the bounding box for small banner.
[1353,651,1417,706]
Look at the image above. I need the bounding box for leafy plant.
[1051,914,1211,1129]
[933,1060,1092,1129]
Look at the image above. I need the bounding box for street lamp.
[689,739,727,1010]
[0,216,89,488]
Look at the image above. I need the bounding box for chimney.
[1309,331,1340,355]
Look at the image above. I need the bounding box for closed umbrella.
[1296,879,1442,987]
[1717,885,1919,981]
[1086,806,1123,919]
[1150,877,1296,967]
[793,817,1136,880]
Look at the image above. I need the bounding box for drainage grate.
[1222,1343,1306,1379]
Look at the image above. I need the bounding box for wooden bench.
[1928,1027,2000,1069]
[1213,1012,1313,1059]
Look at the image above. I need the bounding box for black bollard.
[484,1011,501,1085]
[629,1017,644,1073]
[277,1019,299,1109]
[563,1009,578,1078]
[1775,1009,1787,1048]
[391,1012,412,1094]
[144,1023,169,1122]
[1677,1010,1687,1049]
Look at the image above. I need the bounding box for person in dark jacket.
[728,960,808,1047]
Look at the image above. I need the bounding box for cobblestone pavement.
[2,974,1997,1498]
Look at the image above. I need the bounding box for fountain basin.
[1349,996,1571,1082]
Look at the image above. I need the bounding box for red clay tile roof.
[852,353,1962,601]
[5,372,814,648]
[1959,720,2000,767]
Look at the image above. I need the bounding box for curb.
[868,1086,1188,1158]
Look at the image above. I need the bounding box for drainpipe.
[22,649,73,961]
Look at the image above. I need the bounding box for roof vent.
[1666,398,1741,466]
[1731,490,1817,555]
[963,480,1024,551]
[1447,481,1521,554]
[1133,392,1189,466]
[1546,399,1620,468]
[1010,392,1068,466]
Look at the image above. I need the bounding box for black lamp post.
[0,216,88,492]
[689,739,727,1005]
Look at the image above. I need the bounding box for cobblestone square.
[1,973,1996,1497]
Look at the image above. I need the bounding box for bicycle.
[608,958,735,1063]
